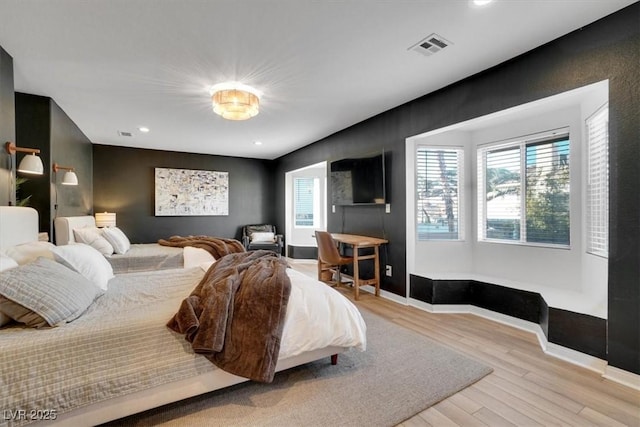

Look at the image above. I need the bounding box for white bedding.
[0,266,366,427]
[53,216,184,273]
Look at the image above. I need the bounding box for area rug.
[104,309,492,426]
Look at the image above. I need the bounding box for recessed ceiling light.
[254,141,263,146]
[138,126,150,133]
[473,0,493,5]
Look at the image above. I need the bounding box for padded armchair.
[315,231,353,286]
[242,224,283,256]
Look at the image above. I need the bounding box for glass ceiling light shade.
[52,163,79,186]
[5,142,44,175]
[210,83,260,120]
[95,212,116,228]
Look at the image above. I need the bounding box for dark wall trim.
[410,274,607,360]
[287,245,318,260]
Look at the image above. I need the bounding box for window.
[416,147,464,240]
[477,131,570,246]
[586,104,608,257]
[294,177,319,227]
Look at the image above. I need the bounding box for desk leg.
[353,244,360,300]
[374,245,380,296]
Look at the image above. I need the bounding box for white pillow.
[73,227,114,256]
[0,253,19,272]
[251,231,276,243]
[199,261,216,272]
[101,227,131,254]
[53,243,114,291]
[4,241,56,265]
[183,246,215,269]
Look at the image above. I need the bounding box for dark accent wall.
[274,4,640,374]
[0,46,15,206]
[93,145,275,243]
[50,100,93,222]
[274,116,406,296]
[15,93,92,236]
[15,93,51,233]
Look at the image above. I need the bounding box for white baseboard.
[358,284,408,305]
[389,296,637,391]
[603,366,640,391]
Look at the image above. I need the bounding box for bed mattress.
[0,267,366,427]
[106,243,183,274]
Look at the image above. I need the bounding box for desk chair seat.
[315,231,353,286]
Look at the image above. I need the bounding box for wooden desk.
[331,233,388,300]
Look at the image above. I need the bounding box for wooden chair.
[315,231,353,286]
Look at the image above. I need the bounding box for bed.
[54,215,184,273]
[0,207,367,427]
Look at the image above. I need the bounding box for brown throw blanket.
[158,235,245,259]
[167,250,291,383]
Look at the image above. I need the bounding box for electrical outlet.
[332,205,336,213]
[385,265,392,277]
[385,203,391,214]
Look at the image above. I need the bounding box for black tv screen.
[330,151,386,205]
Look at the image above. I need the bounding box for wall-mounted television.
[330,150,386,205]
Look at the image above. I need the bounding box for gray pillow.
[0,257,104,328]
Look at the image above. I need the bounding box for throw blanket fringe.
[167,250,291,383]
[158,235,245,259]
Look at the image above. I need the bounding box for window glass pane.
[416,147,463,240]
[294,177,315,227]
[478,131,570,247]
[525,139,570,245]
[485,147,521,241]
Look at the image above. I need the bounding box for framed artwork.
[154,167,229,216]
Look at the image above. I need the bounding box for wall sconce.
[52,163,79,186]
[95,212,116,228]
[5,142,44,175]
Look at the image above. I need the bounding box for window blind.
[294,177,315,227]
[586,105,609,257]
[477,130,570,247]
[416,147,464,240]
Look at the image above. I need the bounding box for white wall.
[406,81,609,318]
[406,130,474,276]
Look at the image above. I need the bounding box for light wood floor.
[288,259,640,427]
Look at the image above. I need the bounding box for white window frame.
[477,128,571,248]
[586,103,609,257]
[415,145,465,241]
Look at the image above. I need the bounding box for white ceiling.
[0,1,634,160]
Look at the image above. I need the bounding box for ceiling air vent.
[118,131,133,137]
[409,33,452,57]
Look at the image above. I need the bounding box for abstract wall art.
[155,167,229,216]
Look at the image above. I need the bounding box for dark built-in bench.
[409,274,607,360]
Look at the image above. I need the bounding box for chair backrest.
[243,224,276,238]
[315,231,342,264]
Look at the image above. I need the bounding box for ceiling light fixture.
[473,0,493,5]
[210,82,260,121]
[138,126,150,133]
[5,141,44,175]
